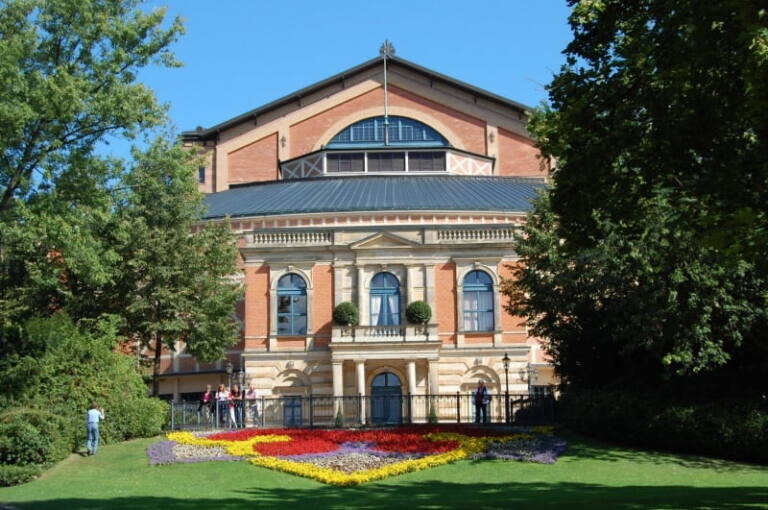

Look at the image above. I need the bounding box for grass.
[0,431,766,509]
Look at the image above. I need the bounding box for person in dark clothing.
[473,380,491,424]
[198,384,215,422]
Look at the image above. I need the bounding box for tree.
[504,1,768,395]
[0,0,182,328]
[114,138,243,396]
[0,0,182,214]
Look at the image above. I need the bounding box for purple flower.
[473,436,568,464]
[147,441,177,465]
[146,440,243,465]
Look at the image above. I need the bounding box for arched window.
[463,270,494,331]
[277,274,307,335]
[370,272,401,326]
[327,116,449,148]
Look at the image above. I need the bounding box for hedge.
[558,389,768,464]
[0,464,42,487]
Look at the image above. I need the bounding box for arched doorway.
[370,372,402,425]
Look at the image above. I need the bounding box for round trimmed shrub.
[0,409,73,466]
[405,301,432,324]
[333,302,359,326]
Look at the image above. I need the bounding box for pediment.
[349,232,419,250]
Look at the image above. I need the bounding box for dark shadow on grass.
[5,481,768,510]
[559,431,768,473]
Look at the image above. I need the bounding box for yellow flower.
[166,432,291,457]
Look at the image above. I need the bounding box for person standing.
[229,384,243,428]
[86,403,105,456]
[473,381,491,424]
[198,384,215,423]
[215,384,230,427]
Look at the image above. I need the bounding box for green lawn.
[0,432,766,509]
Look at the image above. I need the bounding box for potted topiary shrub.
[333,302,359,326]
[405,301,432,324]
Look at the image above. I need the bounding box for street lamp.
[502,353,511,424]
[225,359,233,388]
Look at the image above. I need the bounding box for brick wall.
[312,264,333,348]
[435,263,457,346]
[244,265,269,349]
[228,133,278,184]
[497,128,542,177]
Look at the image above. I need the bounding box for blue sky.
[103,1,573,156]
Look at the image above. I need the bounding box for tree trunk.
[152,334,162,397]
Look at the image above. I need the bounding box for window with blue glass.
[370,272,401,325]
[327,116,449,148]
[277,274,307,335]
[463,270,494,331]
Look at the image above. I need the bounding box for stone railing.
[436,228,516,243]
[332,324,439,343]
[250,229,333,246]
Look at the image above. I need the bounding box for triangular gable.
[349,232,420,250]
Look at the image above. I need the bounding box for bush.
[0,409,73,466]
[558,390,768,464]
[0,315,169,451]
[405,301,432,324]
[333,302,359,326]
[111,398,168,440]
[0,464,42,487]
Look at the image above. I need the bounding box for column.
[356,266,365,323]
[406,360,417,395]
[332,360,344,418]
[428,360,439,394]
[356,360,366,424]
[332,361,344,397]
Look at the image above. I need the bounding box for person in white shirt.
[215,384,230,427]
[86,403,105,456]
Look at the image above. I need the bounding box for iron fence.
[167,393,555,431]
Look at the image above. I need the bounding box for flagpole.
[379,40,395,146]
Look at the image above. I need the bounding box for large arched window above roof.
[326,116,449,148]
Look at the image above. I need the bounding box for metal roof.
[202,175,545,220]
[183,56,531,141]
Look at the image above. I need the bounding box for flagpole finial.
[379,40,395,59]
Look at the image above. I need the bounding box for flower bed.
[148,425,566,485]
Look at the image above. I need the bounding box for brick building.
[156,47,555,423]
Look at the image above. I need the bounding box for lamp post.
[502,353,511,424]
[225,359,233,389]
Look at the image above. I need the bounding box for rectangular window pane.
[198,166,206,183]
[294,315,307,335]
[464,311,478,331]
[367,152,405,172]
[327,153,364,173]
[478,311,494,331]
[277,315,290,335]
[277,296,291,313]
[408,152,445,171]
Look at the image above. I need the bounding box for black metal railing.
[167,393,555,431]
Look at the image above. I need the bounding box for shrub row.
[0,464,42,487]
[558,389,768,464]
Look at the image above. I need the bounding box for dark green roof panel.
[203,176,545,219]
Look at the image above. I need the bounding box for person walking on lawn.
[86,403,105,456]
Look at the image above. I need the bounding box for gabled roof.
[202,175,545,219]
[183,56,532,142]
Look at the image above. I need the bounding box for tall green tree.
[505,1,768,394]
[0,0,182,328]
[0,0,182,214]
[114,139,243,396]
